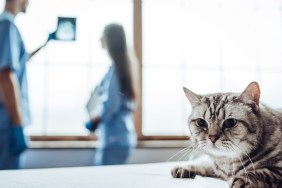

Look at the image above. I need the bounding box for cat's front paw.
[230,176,253,188]
[171,166,196,179]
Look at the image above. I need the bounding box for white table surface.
[0,162,229,188]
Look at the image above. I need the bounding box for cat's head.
[184,82,262,159]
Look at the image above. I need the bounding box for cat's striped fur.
[171,82,282,188]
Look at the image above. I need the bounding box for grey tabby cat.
[171,82,282,188]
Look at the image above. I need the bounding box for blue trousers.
[94,147,131,166]
[0,128,20,170]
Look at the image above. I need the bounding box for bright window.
[0,0,133,135]
[142,0,282,136]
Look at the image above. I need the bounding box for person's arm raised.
[28,42,48,60]
[28,31,56,60]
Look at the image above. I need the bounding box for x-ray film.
[55,17,76,41]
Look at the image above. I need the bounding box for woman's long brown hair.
[103,23,135,100]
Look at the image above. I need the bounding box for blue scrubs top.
[0,11,30,129]
[96,65,137,149]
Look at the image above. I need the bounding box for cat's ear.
[183,87,201,106]
[239,82,260,110]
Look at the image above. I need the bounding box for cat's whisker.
[231,143,256,174]
[180,168,184,178]
[183,146,202,162]
[184,146,202,178]
[178,151,191,162]
[231,157,235,177]
[224,159,229,173]
[179,146,200,162]
[176,168,183,178]
[166,146,195,162]
[167,141,197,161]
[172,144,199,162]
[230,145,252,188]
[185,142,207,161]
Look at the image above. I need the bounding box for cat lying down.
[171,82,282,188]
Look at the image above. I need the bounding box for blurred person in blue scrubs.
[0,0,51,170]
[86,23,137,165]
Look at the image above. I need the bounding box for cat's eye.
[223,118,237,128]
[196,118,208,128]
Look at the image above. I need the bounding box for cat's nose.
[208,135,220,144]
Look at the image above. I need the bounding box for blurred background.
[1,0,282,168]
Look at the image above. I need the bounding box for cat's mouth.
[202,141,238,158]
[208,142,220,149]
[196,139,236,157]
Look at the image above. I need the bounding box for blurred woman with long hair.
[86,23,137,165]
